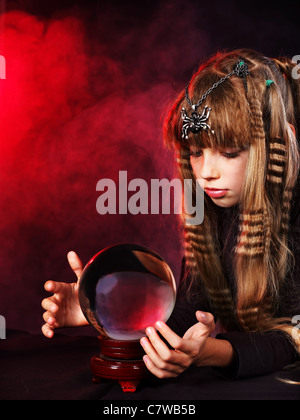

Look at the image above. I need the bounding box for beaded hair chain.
[181,59,250,140]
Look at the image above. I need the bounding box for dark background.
[0,0,299,334]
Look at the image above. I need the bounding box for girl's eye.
[189,150,202,157]
[189,148,241,158]
[222,151,240,159]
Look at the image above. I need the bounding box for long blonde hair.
[163,49,300,351]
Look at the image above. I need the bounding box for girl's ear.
[289,123,296,136]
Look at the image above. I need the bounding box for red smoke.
[0,7,183,333]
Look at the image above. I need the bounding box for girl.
[41,49,300,379]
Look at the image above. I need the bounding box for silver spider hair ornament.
[181,59,250,141]
[181,105,214,140]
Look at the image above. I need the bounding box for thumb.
[196,311,215,332]
[67,251,84,281]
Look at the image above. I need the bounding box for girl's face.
[189,147,249,208]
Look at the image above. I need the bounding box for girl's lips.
[204,188,228,198]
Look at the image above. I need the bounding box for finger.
[155,321,197,357]
[140,336,184,371]
[44,280,55,292]
[153,322,183,351]
[42,310,56,325]
[44,280,66,295]
[142,355,178,379]
[145,326,189,367]
[145,326,174,353]
[156,320,209,356]
[195,311,215,332]
[67,251,83,280]
[41,323,55,339]
[41,298,59,313]
[181,311,215,344]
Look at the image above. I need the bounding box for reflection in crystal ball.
[78,244,176,340]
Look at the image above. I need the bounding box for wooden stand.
[90,336,149,393]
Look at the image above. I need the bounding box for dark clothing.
[167,184,300,379]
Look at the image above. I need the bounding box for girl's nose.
[199,151,220,180]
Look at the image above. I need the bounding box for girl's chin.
[210,195,239,208]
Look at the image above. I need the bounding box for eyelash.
[222,152,240,159]
[189,150,240,159]
[189,151,202,157]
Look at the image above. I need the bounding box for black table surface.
[1,329,300,401]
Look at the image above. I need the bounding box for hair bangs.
[182,77,252,152]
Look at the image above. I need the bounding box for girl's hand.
[41,251,88,338]
[140,311,215,378]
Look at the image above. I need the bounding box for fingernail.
[140,337,147,346]
[155,321,163,329]
[146,327,154,336]
[199,312,207,321]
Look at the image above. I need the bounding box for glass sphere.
[78,244,176,340]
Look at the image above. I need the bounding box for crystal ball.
[78,244,176,340]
